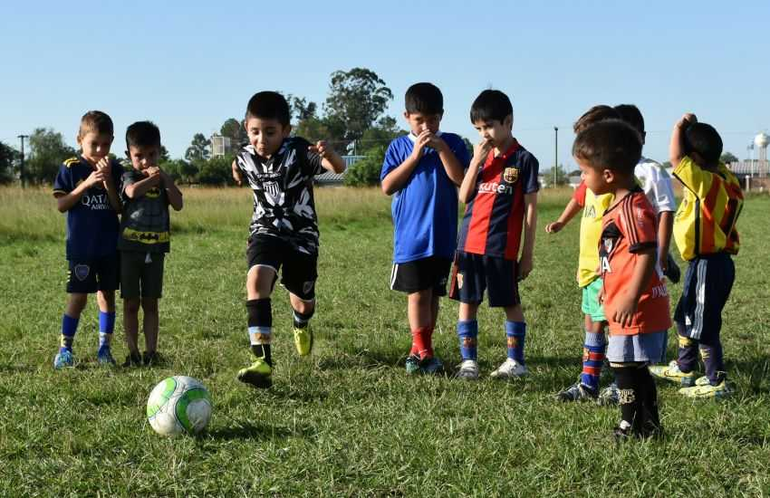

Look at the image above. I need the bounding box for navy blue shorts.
[448,251,520,307]
[66,254,120,294]
[674,253,734,345]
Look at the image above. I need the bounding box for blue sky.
[1,0,768,171]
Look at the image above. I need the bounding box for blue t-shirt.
[380,132,470,263]
[53,156,124,260]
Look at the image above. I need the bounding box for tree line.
[0,67,408,187]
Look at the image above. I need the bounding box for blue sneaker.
[54,350,74,369]
[97,347,116,366]
[419,356,444,375]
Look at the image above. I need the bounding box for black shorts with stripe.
[389,256,451,295]
[448,251,521,307]
[674,253,734,344]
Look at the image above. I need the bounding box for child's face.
[404,111,441,136]
[577,159,611,195]
[472,116,513,148]
[245,117,291,158]
[127,145,160,171]
[77,131,113,165]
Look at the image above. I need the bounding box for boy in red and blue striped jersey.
[449,90,539,380]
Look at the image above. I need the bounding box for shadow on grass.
[316,348,405,371]
[206,420,315,441]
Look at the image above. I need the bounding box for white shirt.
[635,156,676,214]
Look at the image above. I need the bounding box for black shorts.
[674,253,734,344]
[120,251,165,299]
[66,254,120,294]
[389,256,451,295]
[247,235,318,301]
[448,251,521,308]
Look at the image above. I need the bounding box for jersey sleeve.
[620,194,658,254]
[52,163,72,196]
[448,135,470,170]
[572,181,587,207]
[521,152,540,194]
[672,156,716,201]
[380,139,404,182]
[120,170,140,201]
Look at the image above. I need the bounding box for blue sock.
[579,331,606,391]
[60,314,79,353]
[457,320,478,361]
[505,321,526,364]
[98,311,115,351]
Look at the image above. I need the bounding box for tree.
[294,116,332,145]
[545,164,568,186]
[288,96,318,122]
[197,156,233,185]
[357,116,405,155]
[0,141,18,184]
[220,118,248,147]
[161,159,198,184]
[344,145,387,187]
[159,145,170,163]
[323,67,393,141]
[185,133,211,163]
[26,128,76,184]
[721,151,738,164]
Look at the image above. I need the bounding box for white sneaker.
[455,360,479,380]
[490,358,528,379]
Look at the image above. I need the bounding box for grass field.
[1,185,770,496]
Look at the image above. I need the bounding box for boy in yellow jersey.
[546,105,619,401]
[650,113,743,398]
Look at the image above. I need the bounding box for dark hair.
[79,110,113,138]
[126,121,161,149]
[573,105,620,134]
[245,91,290,126]
[572,119,642,175]
[470,89,513,124]
[614,104,645,135]
[684,122,723,167]
[405,82,443,115]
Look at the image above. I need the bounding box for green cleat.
[405,354,421,375]
[293,325,313,356]
[53,350,75,370]
[679,377,731,399]
[649,360,698,387]
[237,358,273,389]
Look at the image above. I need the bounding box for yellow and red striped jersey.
[672,157,743,261]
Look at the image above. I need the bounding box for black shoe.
[123,352,142,367]
[143,351,163,367]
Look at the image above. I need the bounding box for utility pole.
[18,134,29,188]
[553,126,558,187]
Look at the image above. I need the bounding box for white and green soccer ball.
[147,376,212,436]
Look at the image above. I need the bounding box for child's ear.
[603,168,615,184]
[504,115,513,130]
[403,111,410,121]
[282,124,292,137]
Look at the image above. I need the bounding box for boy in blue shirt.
[381,82,469,374]
[52,111,123,368]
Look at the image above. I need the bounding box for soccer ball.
[146,376,212,436]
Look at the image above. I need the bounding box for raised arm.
[459,139,493,204]
[432,136,464,187]
[160,169,184,211]
[55,168,108,213]
[309,141,346,174]
[125,169,161,200]
[669,113,696,168]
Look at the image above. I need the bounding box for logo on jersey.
[74,264,90,281]
[456,273,464,289]
[478,181,513,195]
[145,187,161,199]
[302,280,315,295]
[584,206,597,219]
[503,167,519,183]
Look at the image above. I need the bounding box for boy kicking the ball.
[232,91,346,388]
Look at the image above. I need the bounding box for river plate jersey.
[52,156,124,259]
[599,188,671,336]
[672,156,742,261]
[118,169,171,253]
[457,139,539,260]
[235,137,325,255]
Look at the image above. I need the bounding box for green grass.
[1,186,770,496]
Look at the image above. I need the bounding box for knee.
[141,298,159,314]
[68,294,88,315]
[292,299,315,316]
[124,299,141,315]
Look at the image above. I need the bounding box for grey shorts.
[121,251,165,299]
[606,331,667,364]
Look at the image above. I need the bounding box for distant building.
[314,155,364,186]
[211,134,233,158]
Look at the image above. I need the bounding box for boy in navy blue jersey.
[449,90,539,379]
[381,82,469,374]
[52,111,123,368]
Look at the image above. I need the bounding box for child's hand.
[427,134,448,153]
[677,113,697,129]
[612,293,638,328]
[84,168,107,188]
[545,221,564,233]
[412,130,433,158]
[309,141,336,160]
[96,157,113,185]
[231,159,243,186]
[473,139,494,163]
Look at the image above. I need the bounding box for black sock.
[637,366,661,436]
[250,344,272,366]
[613,365,641,435]
[292,307,314,329]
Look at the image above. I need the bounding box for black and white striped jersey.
[235,137,325,255]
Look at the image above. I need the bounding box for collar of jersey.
[485,138,520,166]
